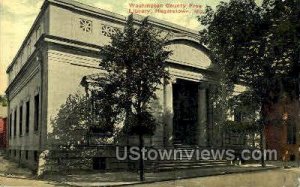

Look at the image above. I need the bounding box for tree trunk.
[139,133,145,181]
[260,126,266,167]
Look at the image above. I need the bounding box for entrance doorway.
[173,79,198,145]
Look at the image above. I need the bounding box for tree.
[226,91,262,149]
[98,15,171,181]
[47,94,91,171]
[48,93,119,171]
[49,94,89,149]
[206,72,234,146]
[199,0,300,166]
[0,95,7,107]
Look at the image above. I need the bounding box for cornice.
[47,0,126,24]
[6,0,203,73]
[6,1,49,73]
[44,35,101,53]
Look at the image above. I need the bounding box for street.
[132,168,300,187]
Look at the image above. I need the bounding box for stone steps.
[157,164,229,171]
[144,144,232,171]
[153,159,230,171]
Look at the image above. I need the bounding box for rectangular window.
[34,94,39,131]
[14,150,16,157]
[25,101,30,133]
[19,105,23,136]
[13,110,17,137]
[27,40,31,58]
[20,52,23,66]
[9,113,12,138]
[25,150,29,160]
[34,151,38,162]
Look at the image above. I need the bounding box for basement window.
[93,157,106,170]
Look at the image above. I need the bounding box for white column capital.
[170,76,177,84]
[198,81,209,89]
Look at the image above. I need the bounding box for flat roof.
[50,0,199,34]
[6,0,200,73]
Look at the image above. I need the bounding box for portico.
[163,77,210,147]
[161,37,213,148]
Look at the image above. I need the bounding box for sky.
[0,0,262,95]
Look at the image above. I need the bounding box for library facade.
[5,0,232,171]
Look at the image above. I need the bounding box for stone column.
[163,78,175,147]
[197,84,207,147]
[206,86,213,147]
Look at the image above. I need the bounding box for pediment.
[165,39,211,69]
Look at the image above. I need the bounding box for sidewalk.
[43,165,279,186]
[266,160,300,168]
[0,155,287,187]
[0,155,33,179]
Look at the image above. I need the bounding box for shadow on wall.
[38,92,165,174]
[41,93,116,174]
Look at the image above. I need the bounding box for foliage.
[199,0,299,166]
[123,111,158,135]
[207,78,233,146]
[222,120,260,133]
[199,0,300,111]
[95,15,172,181]
[97,15,172,136]
[209,78,234,126]
[48,93,117,149]
[81,75,123,134]
[228,90,261,122]
[0,95,7,107]
[199,0,300,122]
[48,94,89,150]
